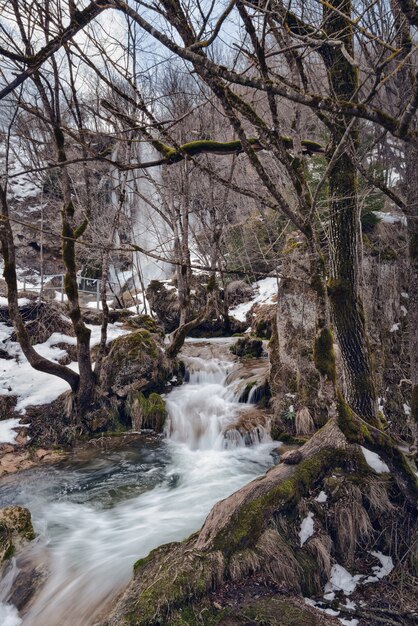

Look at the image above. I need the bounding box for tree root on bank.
[103,420,418,626]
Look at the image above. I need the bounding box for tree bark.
[323,0,379,425]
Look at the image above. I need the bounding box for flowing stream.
[0,341,277,626]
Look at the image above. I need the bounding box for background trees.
[0,0,417,444]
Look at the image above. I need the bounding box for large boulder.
[99,329,172,397]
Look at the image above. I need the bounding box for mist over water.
[0,348,276,626]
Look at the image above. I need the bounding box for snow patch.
[325,564,363,595]
[360,446,390,473]
[229,276,278,322]
[389,323,400,332]
[0,418,27,444]
[363,551,394,583]
[373,211,407,226]
[299,511,314,546]
[403,403,411,416]
[0,322,129,412]
[339,619,358,626]
[315,490,327,503]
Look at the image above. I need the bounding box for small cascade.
[165,355,271,450]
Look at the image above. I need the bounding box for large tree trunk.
[324,0,378,426]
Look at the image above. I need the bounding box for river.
[0,339,277,625]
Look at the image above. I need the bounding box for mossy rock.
[0,506,35,563]
[124,314,163,335]
[230,337,263,359]
[100,329,172,397]
[125,391,167,432]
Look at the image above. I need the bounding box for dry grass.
[332,483,372,565]
[295,406,315,435]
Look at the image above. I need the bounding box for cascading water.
[0,342,277,626]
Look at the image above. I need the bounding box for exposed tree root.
[103,419,417,625]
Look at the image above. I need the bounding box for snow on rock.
[389,323,400,332]
[315,490,328,503]
[360,446,390,474]
[325,564,363,596]
[229,276,278,322]
[299,511,314,546]
[0,603,22,626]
[363,551,394,584]
[0,418,27,444]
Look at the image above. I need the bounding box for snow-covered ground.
[0,320,129,427]
[229,276,279,322]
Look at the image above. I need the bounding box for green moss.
[310,272,325,297]
[126,391,167,431]
[214,447,347,555]
[314,328,336,382]
[74,217,89,239]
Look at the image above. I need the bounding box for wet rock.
[0,506,35,562]
[230,337,263,358]
[8,564,48,611]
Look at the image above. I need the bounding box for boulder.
[225,280,255,306]
[230,336,264,358]
[0,506,35,562]
[99,329,172,397]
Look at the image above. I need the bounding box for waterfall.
[165,355,271,450]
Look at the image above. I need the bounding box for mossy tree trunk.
[55,126,96,417]
[323,0,379,426]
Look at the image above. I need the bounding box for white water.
[0,349,276,625]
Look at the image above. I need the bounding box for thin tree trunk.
[406,144,418,453]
